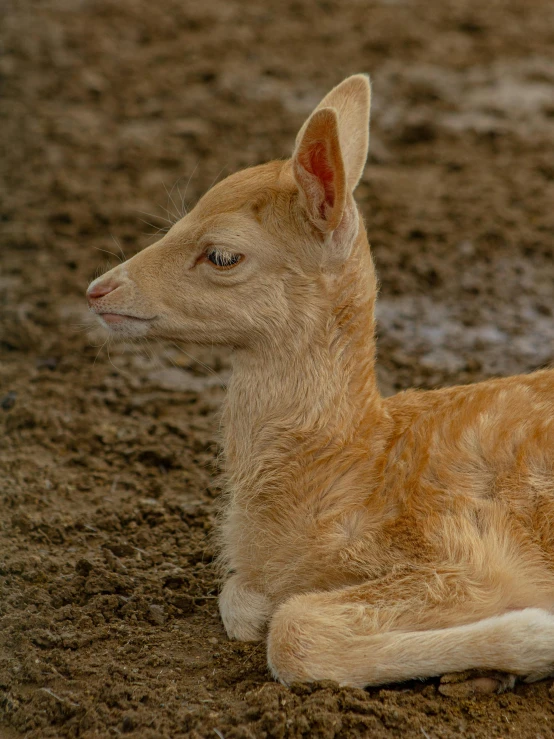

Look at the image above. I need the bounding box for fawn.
[87,75,554,690]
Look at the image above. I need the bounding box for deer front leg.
[219,574,272,642]
[266,571,554,688]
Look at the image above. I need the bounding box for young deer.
[87,75,554,690]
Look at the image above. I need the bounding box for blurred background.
[2,1,554,737]
[3,0,554,388]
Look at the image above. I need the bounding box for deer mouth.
[97,312,157,325]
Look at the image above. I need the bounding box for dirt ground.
[2,0,554,736]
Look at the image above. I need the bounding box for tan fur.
[87,75,554,689]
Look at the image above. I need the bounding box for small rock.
[172,118,212,137]
[1,391,16,410]
[163,568,189,590]
[138,497,162,508]
[167,593,195,614]
[30,629,60,648]
[12,513,33,532]
[148,604,166,625]
[82,70,107,93]
[103,548,127,573]
[75,558,94,577]
[121,714,136,733]
[36,357,58,370]
[396,116,437,144]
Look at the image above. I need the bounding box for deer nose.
[87,280,119,303]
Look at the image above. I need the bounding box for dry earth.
[2,0,554,736]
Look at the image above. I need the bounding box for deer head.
[87,75,373,353]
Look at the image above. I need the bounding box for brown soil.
[2,0,554,736]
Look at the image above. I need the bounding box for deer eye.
[206,249,242,269]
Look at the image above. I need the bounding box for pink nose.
[87,281,119,302]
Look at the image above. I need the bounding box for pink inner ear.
[299,142,335,217]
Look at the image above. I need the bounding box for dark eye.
[206,249,242,269]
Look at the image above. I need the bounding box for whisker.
[93,337,109,364]
[155,202,179,225]
[123,337,150,366]
[207,163,228,192]
[138,218,170,234]
[135,209,174,226]
[182,161,200,216]
[168,175,186,219]
[176,182,187,219]
[162,180,181,223]
[71,323,95,334]
[169,341,227,388]
[94,246,122,262]
[141,229,170,239]
[110,233,127,262]
[106,339,134,380]
[140,337,156,363]
[143,342,159,366]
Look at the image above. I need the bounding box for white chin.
[97,315,152,338]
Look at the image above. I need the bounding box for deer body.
[87,75,554,688]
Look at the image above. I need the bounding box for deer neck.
[222,226,386,496]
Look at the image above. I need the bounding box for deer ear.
[292,107,346,233]
[296,74,371,192]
